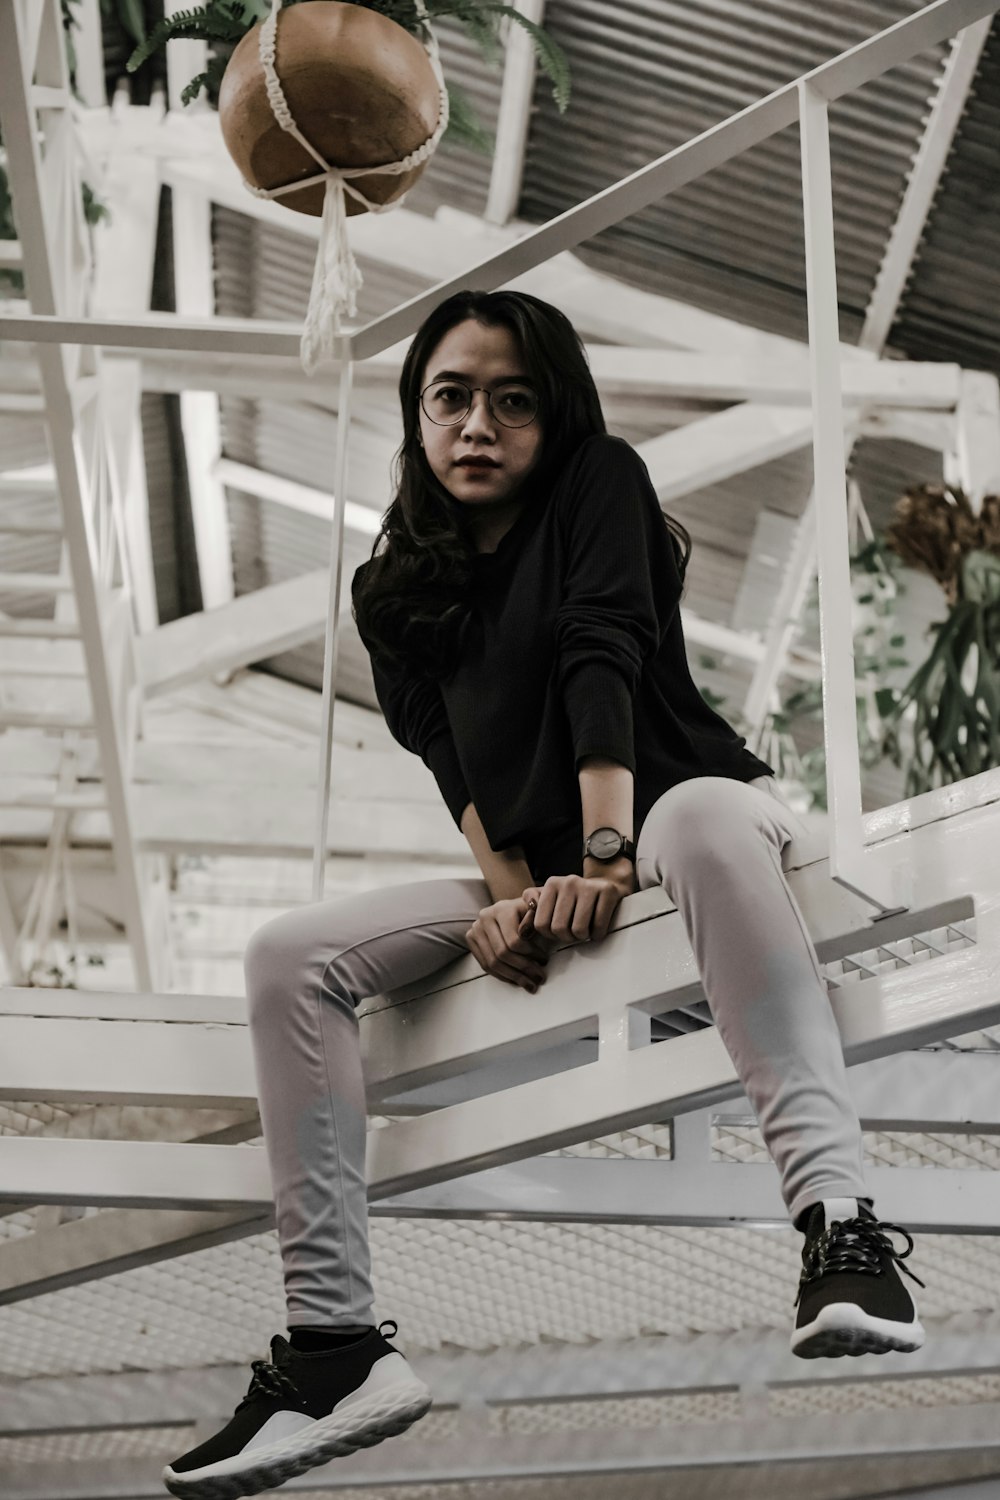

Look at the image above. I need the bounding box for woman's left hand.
[517,865,637,947]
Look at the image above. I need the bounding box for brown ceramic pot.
[218,1,441,217]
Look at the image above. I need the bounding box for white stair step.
[0,515,62,535]
[0,618,77,639]
[0,779,105,812]
[0,571,72,594]
[0,709,93,731]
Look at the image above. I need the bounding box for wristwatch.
[583,826,636,864]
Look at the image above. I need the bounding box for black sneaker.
[791,1198,926,1359]
[163,1321,432,1500]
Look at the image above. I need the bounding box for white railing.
[0,0,158,986]
[2,0,997,918]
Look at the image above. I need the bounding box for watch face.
[589,828,621,858]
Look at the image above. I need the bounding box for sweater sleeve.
[369,655,472,830]
[554,436,679,774]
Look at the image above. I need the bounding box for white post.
[312,359,355,902]
[797,79,910,919]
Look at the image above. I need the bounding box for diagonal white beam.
[745,8,992,745]
[861,15,993,352]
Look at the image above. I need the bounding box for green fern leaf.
[428,2,570,111]
[442,81,494,153]
[126,4,254,72]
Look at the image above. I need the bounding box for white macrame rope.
[247,0,450,372]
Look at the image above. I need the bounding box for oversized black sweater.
[354,434,774,884]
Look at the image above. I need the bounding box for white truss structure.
[1,21,1000,1490]
[0,0,167,992]
[0,0,995,1194]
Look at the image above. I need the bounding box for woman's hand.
[465,897,554,993]
[517,868,636,947]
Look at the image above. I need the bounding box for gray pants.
[245,774,868,1328]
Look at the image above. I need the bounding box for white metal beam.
[3,1399,1000,1497]
[0,1,159,989]
[1,1138,999,1234]
[744,7,990,768]
[0,786,994,1209]
[0,1048,994,1300]
[485,0,545,226]
[5,1312,1000,1431]
[951,369,1000,511]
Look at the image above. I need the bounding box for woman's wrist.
[583,853,636,890]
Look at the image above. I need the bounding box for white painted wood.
[213,457,381,537]
[379,1157,1000,1234]
[486,0,545,226]
[313,361,355,901]
[799,82,904,916]
[91,108,163,319]
[4,1398,1000,1497]
[637,406,815,502]
[6,1313,1000,1428]
[0,0,156,989]
[0,571,72,592]
[0,779,995,1146]
[0,727,427,793]
[174,185,235,610]
[0,784,469,859]
[128,344,962,407]
[953,369,1000,511]
[137,571,332,697]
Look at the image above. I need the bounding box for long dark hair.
[351,289,692,682]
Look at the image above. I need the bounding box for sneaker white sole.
[791,1301,926,1359]
[162,1354,433,1500]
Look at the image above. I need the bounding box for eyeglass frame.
[418,379,541,429]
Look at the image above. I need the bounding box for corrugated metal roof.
[520,0,947,343]
[891,15,1000,368]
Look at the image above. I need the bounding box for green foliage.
[878,549,1000,795]
[101,0,149,46]
[699,537,913,813]
[124,0,571,147]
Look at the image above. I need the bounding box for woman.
[164,290,925,1500]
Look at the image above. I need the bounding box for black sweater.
[354,434,773,884]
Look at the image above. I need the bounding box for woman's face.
[417,318,544,511]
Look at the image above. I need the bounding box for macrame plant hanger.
[245,0,450,373]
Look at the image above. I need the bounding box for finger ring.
[527,898,537,909]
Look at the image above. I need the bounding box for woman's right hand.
[465,897,553,993]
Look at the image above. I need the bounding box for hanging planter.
[126,0,570,371]
[879,484,1000,795]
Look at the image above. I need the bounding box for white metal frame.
[0,0,161,988]
[4,0,997,911]
[0,0,999,1284]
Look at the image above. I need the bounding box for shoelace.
[795,1214,925,1305]
[236,1322,400,1411]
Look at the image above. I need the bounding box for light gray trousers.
[245,774,869,1328]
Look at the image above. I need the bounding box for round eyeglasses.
[419,380,539,429]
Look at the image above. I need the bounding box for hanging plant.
[125,1,570,150]
[124,1,569,370]
[878,484,1000,795]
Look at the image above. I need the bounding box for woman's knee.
[243,909,320,1028]
[648,777,753,848]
